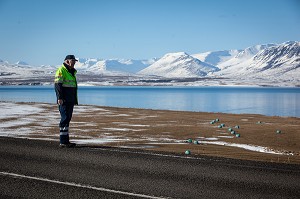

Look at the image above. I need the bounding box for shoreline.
[0,102,299,164]
[0,85,299,118]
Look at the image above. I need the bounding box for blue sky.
[0,0,299,66]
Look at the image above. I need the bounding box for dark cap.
[64,55,78,61]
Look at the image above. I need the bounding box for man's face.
[68,59,77,68]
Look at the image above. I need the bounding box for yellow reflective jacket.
[54,64,78,105]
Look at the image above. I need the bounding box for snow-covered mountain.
[214,44,277,70]
[192,44,277,71]
[75,58,157,75]
[252,41,299,72]
[15,61,29,66]
[138,52,219,78]
[0,60,56,85]
[192,50,241,66]
[1,41,299,86]
[0,60,54,76]
[211,41,300,81]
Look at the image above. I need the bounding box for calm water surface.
[0,86,299,117]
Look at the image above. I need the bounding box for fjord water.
[0,86,299,117]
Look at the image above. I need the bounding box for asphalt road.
[0,137,300,199]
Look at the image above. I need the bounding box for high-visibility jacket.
[54,64,78,105]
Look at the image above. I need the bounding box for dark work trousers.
[58,103,74,144]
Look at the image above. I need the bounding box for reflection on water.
[0,86,299,117]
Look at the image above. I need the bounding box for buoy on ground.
[235,134,240,138]
[185,150,191,155]
[187,138,193,143]
[194,140,199,145]
[276,130,281,134]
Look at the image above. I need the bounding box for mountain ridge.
[138,52,219,78]
[0,41,299,86]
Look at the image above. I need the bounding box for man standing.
[54,55,78,148]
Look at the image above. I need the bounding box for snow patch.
[0,102,44,119]
[201,141,293,155]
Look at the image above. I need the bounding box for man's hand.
[58,99,63,105]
